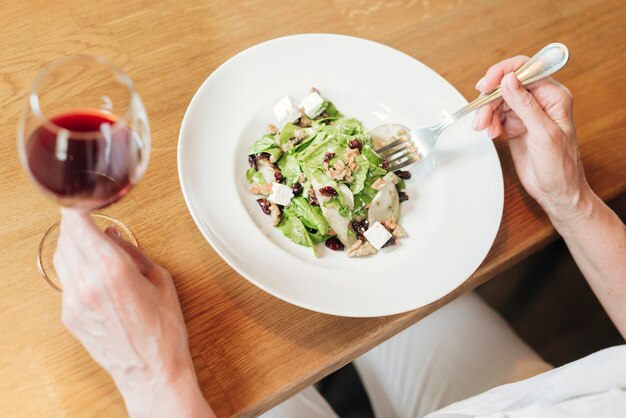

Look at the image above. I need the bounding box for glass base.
[37,213,137,291]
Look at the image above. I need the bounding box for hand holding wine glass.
[54,209,214,418]
[18,55,151,289]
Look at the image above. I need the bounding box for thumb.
[501,72,557,139]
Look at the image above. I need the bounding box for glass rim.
[28,54,137,137]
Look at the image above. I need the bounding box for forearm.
[546,187,626,338]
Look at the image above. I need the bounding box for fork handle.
[436,43,569,132]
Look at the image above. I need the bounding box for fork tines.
[374,135,420,171]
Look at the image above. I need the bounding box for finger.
[487,108,503,138]
[474,97,503,131]
[59,209,141,289]
[527,78,575,135]
[53,240,79,294]
[105,226,157,279]
[477,55,529,93]
[525,76,561,93]
[60,208,119,258]
[500,73,558,139]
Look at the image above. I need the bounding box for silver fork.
[370,43,569,172]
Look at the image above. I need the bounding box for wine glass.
[17,55,150,290]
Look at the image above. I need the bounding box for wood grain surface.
[1,1,625,417]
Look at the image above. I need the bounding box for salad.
[245,88,411,257]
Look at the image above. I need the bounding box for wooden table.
[1,1,625,416]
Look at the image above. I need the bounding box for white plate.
[178,34,503,317]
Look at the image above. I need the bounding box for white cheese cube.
[363,221,393,250]
[298,91,326,118]
[273,96,301,127]
[268,182,294,206]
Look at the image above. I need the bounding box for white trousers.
[261,292,552,418]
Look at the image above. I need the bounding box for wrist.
[541,183,597,231]
[118,363,214,418]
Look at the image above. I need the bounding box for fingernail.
[105,226,121,238]
[475,77,485,91]
[505,73,518,91]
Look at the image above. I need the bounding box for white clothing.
[427,345,626,418]
[262,386,339,418]
[355,292,551,417]
[261,292,626,418]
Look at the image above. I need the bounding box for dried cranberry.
[351,220,368,241]
[395,170,411,179]
[323,152,335,163]
[348,139,363,151]
[380,158,390,170]
[382,236,396,248]
[258,152,271,160]
[274,170,283,182]
[291,182,303,196]
[318,186,338,197]
[256,198,271,215]
[309,190,319,206]
[325,237,344,251]
[398,191,409,202]
[351,220,362,236]
[248,155,257,169]
[360,218,369,231]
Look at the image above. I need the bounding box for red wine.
[27,109,141,208]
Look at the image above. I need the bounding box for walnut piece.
[260,183,273,195]
[393,224,409,239]
[344,148,360,162]
[298,109,312,127]
[294,129,308,140]
[381,217,408,239]
[270,203,281,226]
[267,124,280,135]
[347,240,378,257]
[372,178,386,190]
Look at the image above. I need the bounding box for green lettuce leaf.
[323,101,342,117]
[353,175,379,211]
[277,153,302,185]
[246,168,268,185]
[350,159,368,194]
[308,229,328,244]
[277,214,313,248]
[280,123,298,145]
[266,147,283,162]
[284,197,328,233]
[362,145,382,166]
[248,134,277,154]
[245,167,256,183]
